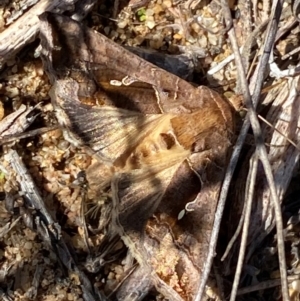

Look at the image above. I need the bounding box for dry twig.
[196,1,290,301]
[0,0,97,68]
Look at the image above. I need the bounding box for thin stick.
[221,195,246,261]
[237,274,300,295]
[195,1,289,301]
[6,149,107,300]
[229,1,290,300]
[0,125,59,145]
[194,115,249,301]
[249,4,289,301]
[229,154,258,301]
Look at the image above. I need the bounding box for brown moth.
[39,13,234,301]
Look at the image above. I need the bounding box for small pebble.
[145,20,156,29]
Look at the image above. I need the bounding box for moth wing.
[51,79,172,164]
[111,159,183,241]
[111,155,197,301]
[39,12,200,114]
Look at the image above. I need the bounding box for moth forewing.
[51,78,184,166]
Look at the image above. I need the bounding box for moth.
[39,12,235,301]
